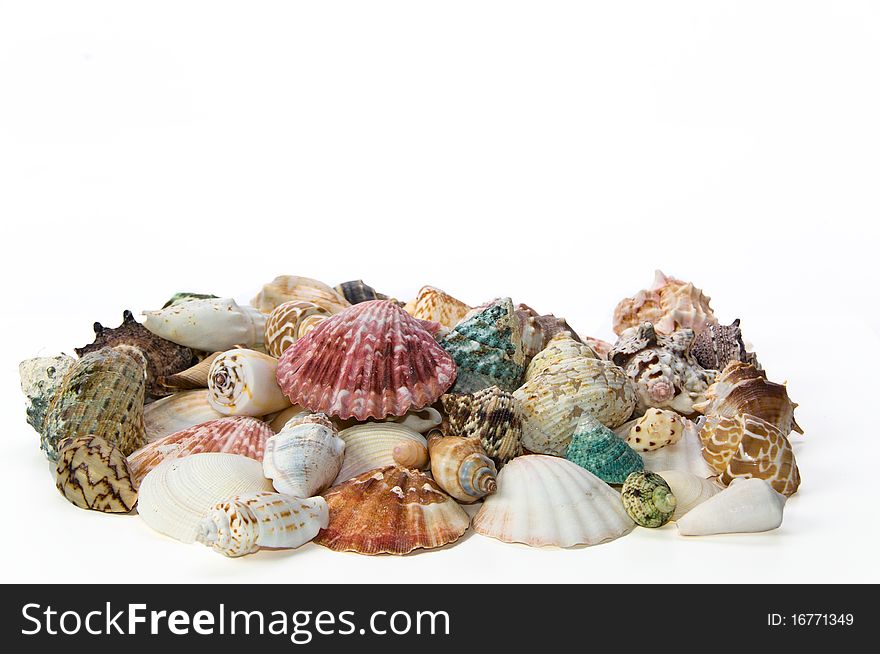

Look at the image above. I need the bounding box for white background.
[1,1,877,583]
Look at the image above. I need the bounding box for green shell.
[621,471,677,528]
[440,298,525,394]
[565,415,643,484]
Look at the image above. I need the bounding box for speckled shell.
[276,300,457,421]
[609,322,716,415]
[427,433,497,503]
[207,349,290,416]
[640,420,715,478]
[677,478,785,536]
[524,332,598,382]
[441,387,524,468]
[19,355,75,434]
[315,466,469,555]
[613,270,717,336]
[251,275,350,314]
[75,310,195,398]
[620,408,687,452]
[621,471,676,527]
[334,422,428,485]
[262,414,345,497]
[404,286,471,328]
[156,352,221,392]
[128,416,273,483]
[42,346,147,461]
[565,416,644,484]
[515,304,581,360]
[699,412,801,496]
[196,491,328,558]
[655,470,722,521]
[693,361,802,437]
[55,436,138,513]
[264,300,331,358]
[472,455,635,548]
[143,298,267,351]
[691,319,760,371]
[335,280,394,305]
[143,389,225,442]
[138,453,274,543]
[440,298,525,393]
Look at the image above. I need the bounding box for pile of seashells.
[19,272,802,557]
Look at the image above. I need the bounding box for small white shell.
[333,422,428,485]
[143,389,225,442]
[207,349,290,416]
[262,415,345,497]
[640,419,714,478]
[677,478,786,536]
[655,470,723,520]
[143,298,266,351]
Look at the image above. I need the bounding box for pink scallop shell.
[276,300,457,420]
[127,416,273,483]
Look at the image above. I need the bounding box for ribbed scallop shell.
[276,300,457,421]
[441,387,524,468]
[262,413,345,497]
[251,275,350,314]
[55,436,139,513]
[427,433,497,503]
[264,301,331,357]
[472,455,635,548]
[143,389,225,442]
[640,419,714,478]
[208,349,290,416]
[137,453,274,543]
[157,352,221,392]
[315,465,469,555]
[515,304,581,360]
[143,298,267,351]
[128,416,273,483]
[565,416,643,484]
[691,319,760,371]
[613,270,717,336]
[404,286,471,328]
[42,346,148,461]
[196,491,328,557]
[333,422,428,485]
[524,332,598,382]
[677,478,786,536]
[655,470,722,521]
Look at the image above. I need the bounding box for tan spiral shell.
[427,432,497,503]
[264,300,331,358]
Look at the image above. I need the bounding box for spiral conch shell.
[250,275,350,314]
[55,436,139,513]
[613,270,717,336]
[441,386,524,468]
[262,413,345,497]
[621,471,676,528]
[427,432,498,503]
[264,301,330,358]
[404,285,471,328]
[208,349,290,417]
[143,298,267,352]
[196,491,328,558]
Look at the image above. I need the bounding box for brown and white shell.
[55,436,139,513]
[524,332,598,383]
[619,408,687,452]
[156,352,222,392]
[690,319,760,371]
[404,286,471,328]
[441,386,524,468]
[515,304,581,360]
[250,275,350,314]
[613,270,717,336]
[264,300,332,357]
[427,432,497,503]
[315,466,470,555]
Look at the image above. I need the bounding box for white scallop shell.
[655,470,723,520]
[385,407,443,433]
[207,349,290,416]
[677,478,786,536]
[143,389,225,442]
[640,419,714,478]
[333,422,428,485]
[137,453,274,543]
[472,455,635,548]
[143,298,266,351]
[262,418,345,497]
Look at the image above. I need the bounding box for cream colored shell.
[333,422,428,485]
[143,389,225,442]
[207,349,290,416]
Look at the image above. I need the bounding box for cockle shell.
[385,407,443,433]
[264,300,331,358]
[251,275,350,314]
[156,352,221,392]
[335,280,394,305]
[565,415,644,484]
[440,297,525,393]
[263,413,345,497]
[640,420,714,478]
[128,416,274,483]
[75,310,195,398]
[655,470,722,520]
[621,471,676,527]
[691,319,760,371]
[315,465,470,555]
[333,422,428,485]
[620,408,687,452]
[143,298,267,352]
[276,300,457,421]
[699,412,801,496]
[19,355,75,434]
[609,322,716,415]
[55,436,139,513]
[427,432,497,503]
[677,478,786,536]
[143,389,225,442]
[441,386,524,468]
[196,491,329,558]
[613,270,717,336]
[137,453,274,543]
[515,304,581,360]
[524,332,598,382]
[693,361,802,437]
[404,285,471,328]
[42,346,148,461]
[472,455,635,548]
[208,349,290,416]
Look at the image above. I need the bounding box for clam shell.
[677,478,786,536]
[263,414,345,497]
[565,415,643,484]
[427,433,497,503]
[251,275,350,314]
[613,270,717,336]
[276,300,457,421]
[137,453,274,543]
[315,465,469,555]
[640,419,714,478]
[143,298,267,352]
[404,285,471,328]
[655,470,723,521]
[156,352,221,392]
[333,422,428,485]
[55,436,138,513]
[472,455,635,548]
[143,389,225,442]
[208,349,290,416]
[441,387,524,468]
[264,300,331,358]
[19,354,75,434]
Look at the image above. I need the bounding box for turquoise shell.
[565,415,643,484]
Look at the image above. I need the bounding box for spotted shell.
[613,270,717,336]
[264,300,331,358]
[404,286,471,328]
[441,386,524,468]
[620,408,687,452]
[55,436,139,513]
[251,275,350,314]
[620,471,676,528]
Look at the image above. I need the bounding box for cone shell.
[156,352,221,392]
[42,346,147,461]
[565,416,644,484]
[196,491,328,558]
[515,304,582,360]
[315,465,469,555]
[336,280,394,305]
[427,433,498,503]
[262,414,345,497]
[55,436,138,513]
[404,285,471,328]
[677,478,785,536]
[655,470,722,521]
[334,422,428,485]
[143,298,267,351]
[691,319,760,371]
[137,453,274,543]
[19,355,75,434]
[621,408,687,452]
[699,412,801,496]
[264,300,331,357]
[143,389,225,442]
[128,416,274,483]
[472,455,635,548]
[621,471,676,527]
[613,270,717,336]
[640,420,715,478]
[441,387,524,468]
[208,349,290,416]
[276,300,457,421]
[251,275,350,314]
